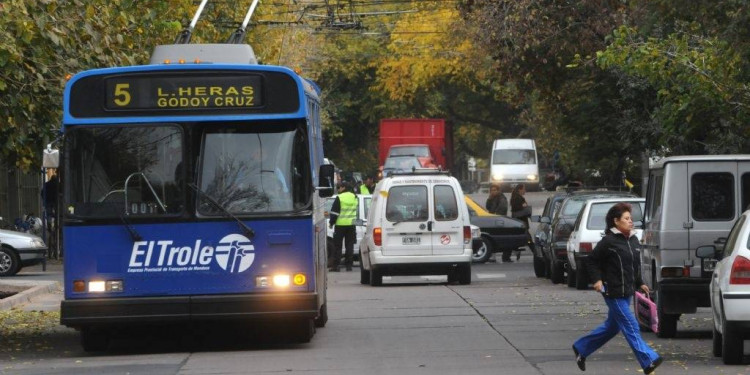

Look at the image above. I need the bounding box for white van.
[359,170,473,286]
[490,139,540,191]
[642,155,750,338]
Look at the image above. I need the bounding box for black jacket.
[485,194,508,216]
[585,229,644,298]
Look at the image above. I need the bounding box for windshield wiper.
[188,183,255,239]
[120,214,143,242]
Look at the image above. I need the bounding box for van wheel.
[655,288,678,338]
[472,237,493,263]
[533,256,546,278]
[575,260,588,290]
[550,259,564,284]
[314,303,328,328]
[566,266,576,287]
[0,247,20,276]
[369,267,382,286]
[712,323,723,357]
[81,328,110,352]
[458,264,472,285]
[360,262,370,285]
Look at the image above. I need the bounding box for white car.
[0,228,48,276]
[359,170,473,286]
[325,194,372,260]
[566,197,645,290]
[698,210,750,364]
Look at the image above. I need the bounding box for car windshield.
[492,149,536,165]
[389,146,430,158]
[587,202,644,229]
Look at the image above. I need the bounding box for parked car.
[0,228,47,276]
[531,191,571,278]
[464,196,528,263]
[642,155,750,338]
[359,170,472,286]
[325,194,372,261]
[544,190,637,284]
[566,197,646,289]
[696,210,750,364]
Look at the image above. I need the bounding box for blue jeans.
[573,296,660,369]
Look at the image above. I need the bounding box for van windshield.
[492,150,536,165]
[386,186,428,222]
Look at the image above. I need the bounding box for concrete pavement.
[0,259,63,312]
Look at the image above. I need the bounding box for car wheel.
[458,264,471,285]
[655,288,678,338]
[566,266,576,288]
[81,328,110,352]
[369,267,382,287]
[575,260,588,290]
[360,262,370,285]
[533,256,546,278]
[712,322,723,357]
[0,247,20,276]
[314,303,328,328]
[472,236,493,263]
[550,259,564,284]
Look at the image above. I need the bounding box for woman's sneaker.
[644,356,663,374]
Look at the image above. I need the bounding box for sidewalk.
[0,259,63,311]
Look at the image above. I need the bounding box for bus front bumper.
[60,292,318,328]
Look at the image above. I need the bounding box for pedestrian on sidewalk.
[572,202,663,374]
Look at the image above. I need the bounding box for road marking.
[476,273,506,279]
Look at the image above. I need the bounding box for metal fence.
[0,159,42,227]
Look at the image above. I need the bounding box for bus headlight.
[492,173,504,181]
[85,280,124,293]
[527,174,538,181]
[273,274,291,287]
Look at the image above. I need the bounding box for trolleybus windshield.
[198,122,307,215]
[65,124,184,218]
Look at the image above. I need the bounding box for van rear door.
[430,184,465,256]
[687,162,738,266]
[382,185,432,256]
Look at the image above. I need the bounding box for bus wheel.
[81,328,110,352]
[314,303,328,328]
[291,319,314,343]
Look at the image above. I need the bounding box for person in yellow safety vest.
[328,181,358,272]
[357,181,370,195]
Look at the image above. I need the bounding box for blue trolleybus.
[59,42,335,350]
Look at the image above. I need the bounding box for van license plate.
[402,236,421,245]
[703,260,717,272]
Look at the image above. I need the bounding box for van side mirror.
[317,164,335,198]
[530,215,541,222]
[540,216,551,224]
[633,220,643,229]
[696,245,719,259]
[353,219,365,227]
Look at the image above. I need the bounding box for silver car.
[0,229,47,276]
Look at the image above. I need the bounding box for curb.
[0,281,61,311]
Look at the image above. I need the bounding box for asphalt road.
[0,192,742,374]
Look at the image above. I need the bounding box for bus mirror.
[43,146,60,168]
[318,164,335,198]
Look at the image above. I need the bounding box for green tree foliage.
[0,0,190,170]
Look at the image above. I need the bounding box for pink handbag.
[635,291,659,333]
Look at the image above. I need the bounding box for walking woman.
[572,203,663,373]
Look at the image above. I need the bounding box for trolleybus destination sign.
[68,70,303,118]
[105,75,262,110]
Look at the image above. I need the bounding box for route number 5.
[113,83,131,106]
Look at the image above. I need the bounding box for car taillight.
[730,255,750,284]
[579,242,592,253]
[463,226,471,245]
[374,227,382,246]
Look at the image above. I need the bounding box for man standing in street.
[329,181,358,271]
[356,176,373,195]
